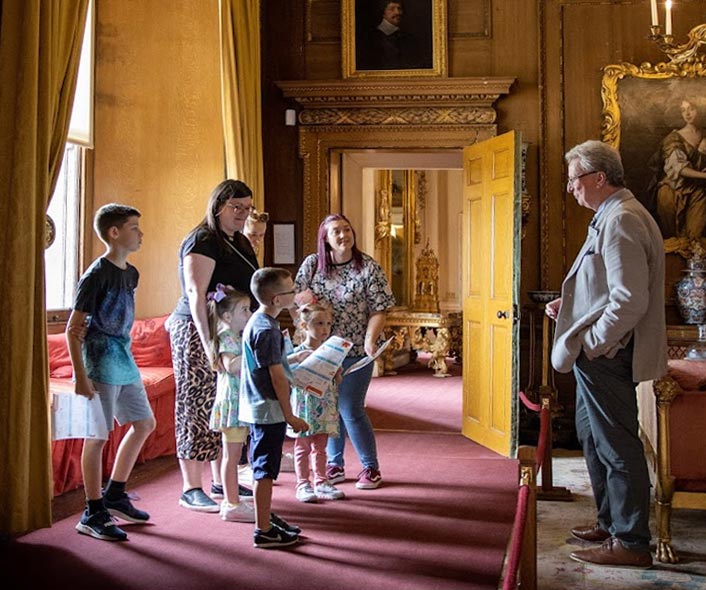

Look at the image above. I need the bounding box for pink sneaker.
[356,467,382,489]
[326,464,345,484]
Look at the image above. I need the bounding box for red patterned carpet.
[4,360,517,590]
[366,355,462,433]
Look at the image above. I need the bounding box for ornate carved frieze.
[298,107,496,126]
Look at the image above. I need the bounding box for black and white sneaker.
[209,483,224,499]
[253,524,299,549]
[179,488,219,513]
[76,509,128,542]
[104,492,150,523]
[270,512,301,535]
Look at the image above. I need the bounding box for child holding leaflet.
[66,203,156,542]
[239,268,309,548]
[206,283,255,522]
[288,303,345,503]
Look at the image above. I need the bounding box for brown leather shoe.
[570,537,652,569]
[571,522,611,543]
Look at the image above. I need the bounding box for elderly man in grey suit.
[546,140,667,569]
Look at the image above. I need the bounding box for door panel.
[461,131,521,457]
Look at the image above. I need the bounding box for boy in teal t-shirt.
[66,203,156,542]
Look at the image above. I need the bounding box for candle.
[651,0,659,27]
[665,0,673,35]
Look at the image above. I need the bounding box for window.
[45,145,82,310]
[45,0,93,315]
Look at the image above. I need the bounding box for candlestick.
[651,0,659,27]
[665,0,673,36]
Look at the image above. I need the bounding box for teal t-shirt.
[73,257,140,385]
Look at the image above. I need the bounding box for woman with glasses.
[168,179,259,512]
[295,214,395,490]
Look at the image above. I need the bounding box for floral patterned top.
[209,328,248,431]
[288,344,340,438]
[295,253,396,357]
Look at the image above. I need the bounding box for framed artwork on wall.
[341,0,447,79]
[601,58,706,255]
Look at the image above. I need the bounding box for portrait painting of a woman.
[655,97,706,239]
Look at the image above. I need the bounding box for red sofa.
[652,359,706,563]
[49,314,176,496]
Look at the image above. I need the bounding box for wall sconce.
[649,0,706,64]
[285,109,297,126]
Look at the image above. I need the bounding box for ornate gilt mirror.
[374,170,419,306]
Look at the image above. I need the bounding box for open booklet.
[51,383,109,441]
[290,335,353,398]
[342,336,394,377]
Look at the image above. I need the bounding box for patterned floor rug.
[538,450,706,590]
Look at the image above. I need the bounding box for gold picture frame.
[601,56,706,255]
[341,0,447,79]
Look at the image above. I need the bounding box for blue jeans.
[326,356,379,471]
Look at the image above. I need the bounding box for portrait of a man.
[355,0,433,71]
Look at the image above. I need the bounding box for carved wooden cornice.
[299,107,496,126]
[277,77,515,126]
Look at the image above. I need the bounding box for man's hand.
[287,416,309,434]
[545,298,562,321]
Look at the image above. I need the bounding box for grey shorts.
[94,380,154,436]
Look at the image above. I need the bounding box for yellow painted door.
[462,131,521,457]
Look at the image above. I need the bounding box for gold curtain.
[218,0,264,211]
[0,0,88,535]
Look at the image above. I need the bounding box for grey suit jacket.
[551,188,668,382]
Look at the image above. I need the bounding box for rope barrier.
[502,484,530,590]
[501,390,551,590]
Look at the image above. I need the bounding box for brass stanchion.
[527,291,572,502]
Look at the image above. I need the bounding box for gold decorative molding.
[278,78,515,108]
[299,107,496,126]
[653,375,680,408]
[277,77,515,255]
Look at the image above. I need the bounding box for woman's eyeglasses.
[249,210,269,223]
[223,203,255,214]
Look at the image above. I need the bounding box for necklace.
[225,238,257,272]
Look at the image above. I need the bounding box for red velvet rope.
[502,483,530,590]
[534,404,550,472]
[519,389,541,413]
[499,391,552,589]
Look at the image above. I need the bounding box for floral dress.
[295,253,396,357]
[209,328,248,431]
[288,344,340,438]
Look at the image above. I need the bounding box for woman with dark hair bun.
[168,179,259,512]
[295,214,395,490]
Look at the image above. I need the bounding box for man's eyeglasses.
[224,203,255,214]
[566,171,598,190]
[249,210,270,223]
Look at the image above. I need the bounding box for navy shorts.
[249,422,287,480]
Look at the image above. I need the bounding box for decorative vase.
[675,254,706,360]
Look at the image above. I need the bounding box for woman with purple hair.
[295,214,395,490]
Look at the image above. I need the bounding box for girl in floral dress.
[206,284,255,522]
[288,302,346,502]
